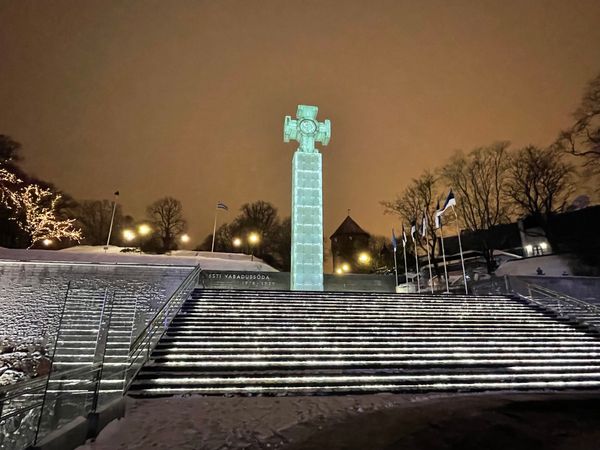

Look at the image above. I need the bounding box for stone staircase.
[128,289,600,396]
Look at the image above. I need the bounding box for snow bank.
[495,254,572,277]
[0,246,277,272]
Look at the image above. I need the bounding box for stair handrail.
[0,363,103,449]
[125,265,201,391]
[526,282,600,314]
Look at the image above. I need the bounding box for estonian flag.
[391,228,397,251]
[439,189,456,215]
[410,221,417,242]
[421,215,428,237]
[402,225,407,247]
[434,201,442,229]
[216,202,229,211]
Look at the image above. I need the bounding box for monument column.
[284,105,331,291]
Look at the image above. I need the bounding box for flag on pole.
[410,221,417,242]
[439,189,456,215]
[434,200,442,229]
[391,228,397,251]
[216,202,229,211]
[421,214,428,237]
[402,225,407,247]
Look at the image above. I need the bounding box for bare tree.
[381,171,440,270]
[505,146,575,246]
[506,146,574,217]
[72,199,125,245]
[147,197,186,252]
[556,72,600,183]
[441,142,512,271]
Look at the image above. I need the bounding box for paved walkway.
[78,392,600,450]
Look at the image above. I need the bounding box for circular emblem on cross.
[299,119,317,135]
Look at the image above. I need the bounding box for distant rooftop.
[330,216,370,239]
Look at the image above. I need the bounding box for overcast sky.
[1,0,599,246]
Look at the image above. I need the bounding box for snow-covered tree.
[12,184,83,248]
[0,167,21,208]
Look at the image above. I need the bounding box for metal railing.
[0,266,201,449]
[0,364,102,450]
[520,282,600,331]
[124,265,201,391]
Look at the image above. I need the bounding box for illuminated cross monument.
[284,105,331,291]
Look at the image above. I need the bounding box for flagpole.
[413,241,421,293]
[392,246,398,288]
[439,221,450,293]
[453,206,468,294]
[104,191,119,252]
[402,242,408,292]
[425,234,434,294]
[210,204,219,252]
[391,228,399,288]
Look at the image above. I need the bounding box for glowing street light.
[180,234,191,244]
[358,252,371,264]
[335,267,343,275]
[341,263,350,273]
[137,224,152,236]
[42,239,53,247]
[122,229,136,242]
[248,232,260,261]
[232,237,242,248]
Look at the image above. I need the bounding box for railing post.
[91,291,115,413]
[34,281,71,444]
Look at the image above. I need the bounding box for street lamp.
[180,234,190,244]
[137,224,152,236]
[248,232,260,261]
[335,267,343,275]
[232,237,242,248]
[122,229,136,243]
[341,262,350,273]
[358,252,371,265]
[42,239,53,247]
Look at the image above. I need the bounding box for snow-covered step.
[128,288,600,397]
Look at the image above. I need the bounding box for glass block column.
[291,151,323,291]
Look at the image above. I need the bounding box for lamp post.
[122,229,136,244]
[248,232,260,261]
[137,224,151,252]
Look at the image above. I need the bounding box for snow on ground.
[495,254,572,277]
[78,392,600,450]
[0,246,277,272]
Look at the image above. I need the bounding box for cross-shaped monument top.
[284,104,331,153]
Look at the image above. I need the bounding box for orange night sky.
[1,0,599,247]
